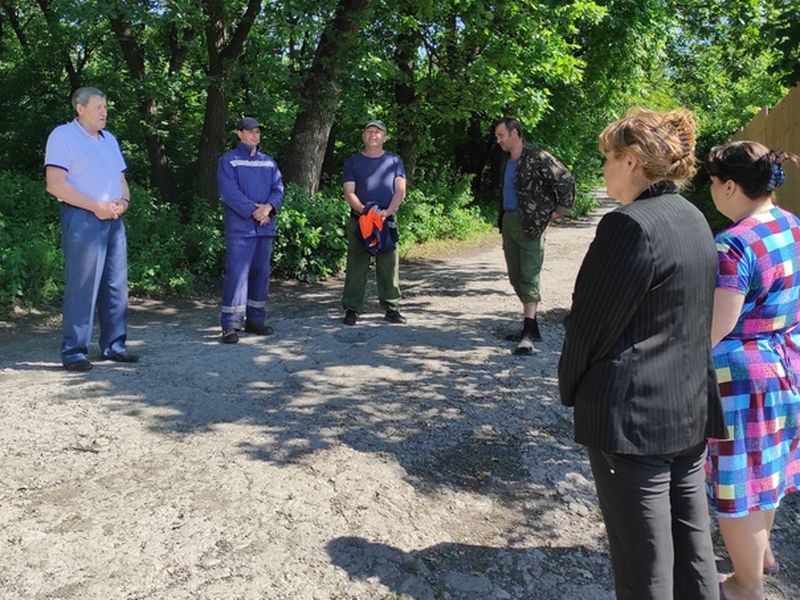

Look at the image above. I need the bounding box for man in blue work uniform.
[341,119,407,326]
[45,87,138,372]
[217,117,284,344]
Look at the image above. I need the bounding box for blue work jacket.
[217,142,284,237]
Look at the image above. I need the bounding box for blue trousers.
[60,205,129,365]
[220,235,274,331]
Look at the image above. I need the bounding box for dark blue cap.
[235,117,261,130]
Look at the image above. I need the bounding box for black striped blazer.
[558,192,727,454]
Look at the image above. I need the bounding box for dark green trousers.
[501,211,545,304]
[342,215,401,312]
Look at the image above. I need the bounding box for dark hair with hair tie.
[705,141,798,200]
[766,163,786,192]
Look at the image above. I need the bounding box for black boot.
[524,316,542,342]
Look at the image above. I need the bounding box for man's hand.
[378,206,397,220]
[550,211,562,222]
[94,201,120,220]
[252,203,273,226]
[111,199,130,217]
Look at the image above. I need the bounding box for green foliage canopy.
[0,0,793,312]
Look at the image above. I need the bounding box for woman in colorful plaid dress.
[706,141,800,600]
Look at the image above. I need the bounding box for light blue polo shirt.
[44,119,126,202]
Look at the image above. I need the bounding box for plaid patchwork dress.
[706,207,800,517]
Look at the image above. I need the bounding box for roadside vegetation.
[0,0,796,316]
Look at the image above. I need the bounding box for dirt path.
[1,194,797,600]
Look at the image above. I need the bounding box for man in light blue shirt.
[44,87,138,371]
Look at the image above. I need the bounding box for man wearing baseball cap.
[216,116,284,343]
[341,119,407,325]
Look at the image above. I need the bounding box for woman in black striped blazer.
[558,108,727,600]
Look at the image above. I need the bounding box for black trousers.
[587,442,719,600]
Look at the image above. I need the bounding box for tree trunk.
[319,120,338,189]
[35,0,84,91]
[393,5,419,183]
[196,0,262,202]
[109,8,178,204]
[197,75,228,202]
[1,1,28,49]
[282,0,371,195]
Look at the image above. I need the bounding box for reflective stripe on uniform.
[221,304,247,313]
[229,159,276,168]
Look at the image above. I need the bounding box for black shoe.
[102,352,140,363]
[64,359,93,372]
[513,332,535,355]
[343,310,358,326]
[384,309,407,324]
[525,316,543,342]
[221,329,239,344]
[245,322,274,336]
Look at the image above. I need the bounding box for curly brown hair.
[599,108,697,187]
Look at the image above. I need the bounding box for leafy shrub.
[124,184,198,296]
[0,173,216,314]
[572,181,599,217]
[272,184,348,282]
[182,203,227,283]
[274,174,492,280]
[0,172,62,314]
[397,172,491,249]
[0,170,499,314]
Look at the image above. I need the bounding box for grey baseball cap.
[235,116,261,130]
[364,119,387,133]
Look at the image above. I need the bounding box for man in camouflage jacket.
[494,117,575,354]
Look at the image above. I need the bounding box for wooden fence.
[733,84,800,213]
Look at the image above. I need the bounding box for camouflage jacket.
[498,144,575,238]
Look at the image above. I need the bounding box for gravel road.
[1,193,797,599]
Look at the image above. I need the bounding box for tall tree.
[767,0,799,86]
[665,0,787,150]
[0,0,791,209]
[392,1,421,180]
[108,3,179,204]
[34,0,88,92]
[196,0,261,201]
[282,0,371,195]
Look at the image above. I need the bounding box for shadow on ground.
[5,192,795,598]
[1,249,595,543]
[327,537,612,600]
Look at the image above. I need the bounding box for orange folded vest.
[358,207,397,255]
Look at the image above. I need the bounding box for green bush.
[272,184,349,282]
[0,173,214,314]
[572,181,600,218]
[0,170,500,315]
[397,172,491,248]
[182,203,227,284]
[125,187,197,295]
[0,172,62,314]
